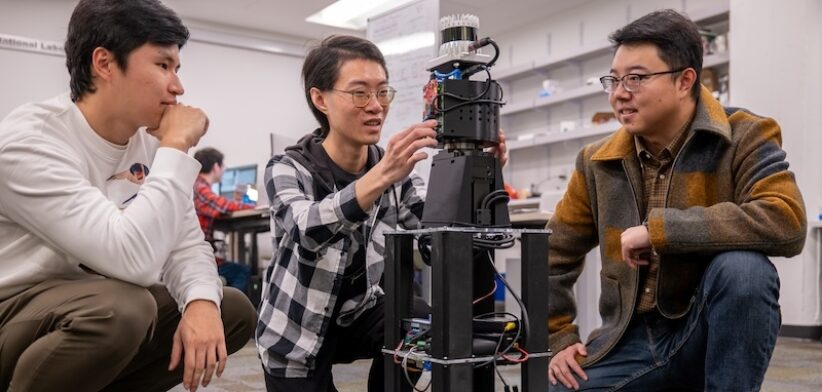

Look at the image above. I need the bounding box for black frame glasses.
[332,87,397,108]
[599,68,686,93]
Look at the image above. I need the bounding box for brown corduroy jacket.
[547,87,807,366]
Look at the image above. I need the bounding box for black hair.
[609,9,703,101]
[194,147,224,174]
[301,35,388,136]
[65,0,190,102]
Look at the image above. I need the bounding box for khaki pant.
[0,278,256,392]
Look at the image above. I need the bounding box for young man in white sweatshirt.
[0,1,256,391]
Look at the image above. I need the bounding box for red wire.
[501,346,530,363]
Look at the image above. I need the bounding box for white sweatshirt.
[0,93,222,310]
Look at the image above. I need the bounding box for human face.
[318,59,389,146]
[110,43,184,130]
[214,162,225,181]
[607,43,689,137]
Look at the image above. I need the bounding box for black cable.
[466,38,500,72]
[486,250,530,346]
[439,68,505,113]
[473,311,522,368]
[494,359,511,390]
[417,234,432,265]
[418,231,515,265]
[481,189,508,209]
[474,233,516,249]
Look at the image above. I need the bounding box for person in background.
[0,1,256,391]
[546,9,806,391]
[193,147,256,292]
[258,35,507,392]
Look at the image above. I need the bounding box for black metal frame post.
[383,228,550,392]
[520,232,550,391]
[430,231,477,392]
[384,233,415,392]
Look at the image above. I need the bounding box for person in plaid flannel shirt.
[257,35,507,391]
[193,147,256,292]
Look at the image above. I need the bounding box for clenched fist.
[147,103,209,152]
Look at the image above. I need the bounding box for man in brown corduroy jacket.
[547,10,806,392]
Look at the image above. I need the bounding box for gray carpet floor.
[169,337,822,391]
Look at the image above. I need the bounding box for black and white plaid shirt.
[257,148,426,377]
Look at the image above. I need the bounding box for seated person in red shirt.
[193,147,256,292]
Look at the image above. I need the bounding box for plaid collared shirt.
[193,175,255,242]
[634,123,691,313]
[257,153,426,377]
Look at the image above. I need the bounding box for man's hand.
[354,120,437,211]
[168,300,227,392]
[486,130,508,166]
[549,343,588,390]
[374,119,438,185]
[621,224,653,268]
[147,103,209,152]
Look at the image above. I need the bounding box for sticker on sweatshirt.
[106,163,150,208]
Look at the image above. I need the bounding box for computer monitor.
[216,164,258,202]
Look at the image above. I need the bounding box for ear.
[309,87,329,115]
[90,47,117,83]
[677,68,698,98]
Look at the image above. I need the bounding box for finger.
[169,329,182,371]
[191,345,207,392]
[548,366,558,385]
[399,136,437,160]
[569,359,588,381]
[621,244,631,266]
[216,341,228,378]
[556,364,575,389]
[407,151,429,166]
[559,362,581,390]
[422,119,438,127]
[386,126,419,154]
[201,345,217,387]
[629,251,649,266]
[397,122,436,142]
[183,342,197,391]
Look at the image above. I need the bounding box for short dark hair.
[194,147,224,174]
[65,0,190,102]
[609,9,702,101]
[302,35,388,136]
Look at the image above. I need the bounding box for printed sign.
[0,33,64,57]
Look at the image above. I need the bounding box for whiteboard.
[367,0,439,182]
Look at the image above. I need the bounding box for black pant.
[265,296,429,392]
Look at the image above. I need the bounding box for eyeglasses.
[599,68,686,93]
[332,87,397,108]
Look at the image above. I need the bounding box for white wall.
[0,2,74,118]
[179,41,309,195]
[730,0,822,327]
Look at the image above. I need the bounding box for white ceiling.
[159,0,594,41]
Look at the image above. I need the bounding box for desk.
[510,211,551,228]
[213,206,270,273]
